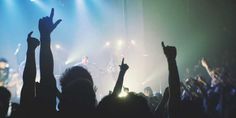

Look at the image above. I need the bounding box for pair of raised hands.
[118,42,176,71]
[27,8,62,48]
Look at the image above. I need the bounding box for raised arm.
[154,87,169,118]
[162,42,181,118]
[39,8,61,81]
[20,32,39,106]
[201,58,214,77]
[38,8,62,110]
[112,58,129,96]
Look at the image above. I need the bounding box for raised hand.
[162,42,177,60]
[119,58,129,72]
[201,58,209,68]
[21,32,39,111]
[27,31,40,50]
[39,8,62,36]
[112,58,129,96]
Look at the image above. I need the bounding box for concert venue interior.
[0,0,236,118]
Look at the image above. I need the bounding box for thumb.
[53,19,62,30]
[28,31,33,38]
[161,41,165,48]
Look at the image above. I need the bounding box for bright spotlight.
[76,0,86,11]
[116,39,125,50]
[65,60,70,65]
[117,39,123,46]
[131,40,136,45]
[55,44,61,49]
[105,42,110,46]
[118,91,128,98]
[29,0,48,11]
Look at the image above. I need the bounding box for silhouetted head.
[0,87,11,118]
[59,66,96,117]
[0,58,8,67]
[60,66,93,87]
[98,92,153,118]
[0,58,9,83]
[81,56,89,65]
[144,87,153,97]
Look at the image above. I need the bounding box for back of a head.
[60,66,93,87]
[98,92,153,118]
[0,58,9,83]
[144,87,154,97]
[0,87,11,118]
[59,66,96,117]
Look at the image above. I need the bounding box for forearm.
[40,35,54,83]
[167,59,181,118]
[113,71,126,96]
[155,87,169,118]
[168,59,180,97]
[203,63,214,79]
[24,49,37,83]
[38,35,56,109]
[21,49,36,105]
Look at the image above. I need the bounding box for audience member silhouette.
[97,58,153,118]
[58,66,97,118]
[144,86,162,112]
[18,31,40,118]
[0,86,11,118]
[160,42,181,118]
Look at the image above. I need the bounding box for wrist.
[167,58,176,62]
[120,68,128,72]
[120,70,126,74]
[40,33,50,39]
[27,48,36,53]
[40,34,51,45]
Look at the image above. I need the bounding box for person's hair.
[0,58,8,63]
[59,66,96,117]
[98,92,152,118]
[60,66,93,88]
[144,87,153,97]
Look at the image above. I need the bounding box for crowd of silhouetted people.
[1,8,236,118]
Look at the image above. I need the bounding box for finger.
[161,41,165,48]
[28,31,33,38]
[53,19,62,29]
[121,58,124,65]
[50,8,54,19]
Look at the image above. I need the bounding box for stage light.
[4,0,16,8]
[118,39,123,46]
[76,0,86,11]
[131,40,136,45]
[105,42,110,46]
[55,44,61,49]
[64,60,70,65]
[118,91,128,98]
[29,0,48,11]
